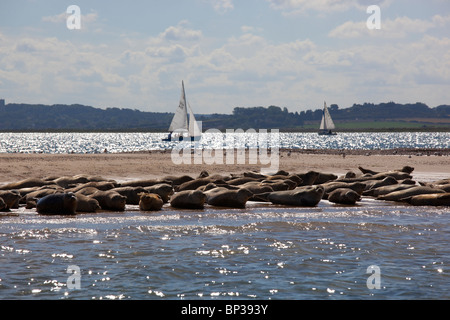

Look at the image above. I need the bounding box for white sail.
[168,81,188,132]
[319,101,335,130]
[188,103,201,137]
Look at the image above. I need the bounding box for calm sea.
[0,132,449,301]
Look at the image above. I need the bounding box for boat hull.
[318,131,337,136]
[163,135,201,142]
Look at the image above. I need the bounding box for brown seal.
[90,190,127,211]
[257,185,324,207]
[405,193,450,206]
[139,193,164,211]
[170,190,206,209]
[75,193,101,213]
[377,186,445,202]
[328,188,361,205]
[204,188,253,208]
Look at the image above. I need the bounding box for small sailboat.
[318,101,337,135]
[163,81,201,141]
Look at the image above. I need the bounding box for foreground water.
[1,198,448,300]
[0,132,449,153]
[0,131,448,301]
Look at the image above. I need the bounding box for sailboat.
[163,81,201,141]
[318,101,337,135]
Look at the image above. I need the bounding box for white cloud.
[266,0,392,14]
[159,21,203,41]
[211,0,234,13]
[42,11,98,23]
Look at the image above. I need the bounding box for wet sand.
[0,148,449,184]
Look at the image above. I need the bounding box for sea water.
[0,199,448,300]
[0,132,449,153]
[0,132,449,300]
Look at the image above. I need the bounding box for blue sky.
[0,0,449,114]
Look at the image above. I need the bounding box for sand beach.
[0,148,449,185]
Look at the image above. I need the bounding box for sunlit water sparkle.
[0,132,448,153]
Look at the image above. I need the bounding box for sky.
[0,0,449,114]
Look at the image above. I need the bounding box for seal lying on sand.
[0,190,22,210]
[112,186,147,205]
[75,193,101,213]
[177,178,227,191]
[320,182,365,199]
[36,193,77,215]
[90,190,127,211]
[328,188,361,205]
[405,193,450,206]
[358,166,414,175]
[0,178,52,190]
[256,185,324,207]
[144,184,174,203]
[362,176,398,191]
[139,193,164,211]
[170,190,206,209]
[363,184,416,197]
[377,186,445,202]
[204,188,253,208]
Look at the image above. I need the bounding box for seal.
[67,181,117,193]
[74,187,100,196]
[257,185,324,207]
[112,186,147,205]
[90,190,127,211]
[170,190,206,209]
[177,178,227,192]
[363,176,398,191]
[120,178,172,188]
[204,187,253,208]
[0,190,22,210]
[405,193,450,206]
[358,166,414,175]
[138,193,164,211]
[75,193,101,213]
[363,183,416,197]
[0,178,52,190]
[377,186,445,202]
[144,183,174,203]
[327,188,361,205]
[52,175,90,188]
[36,193,77,215]
[296,171,320,186]
[260,181,291,191]
[162,175,194,186]
[0,198,7,211]
[321,181,365,199]
[314,172,338,185]
[24,188,62,204]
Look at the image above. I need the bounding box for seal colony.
[0,166,449,216]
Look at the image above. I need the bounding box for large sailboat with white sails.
[163,81,201,141]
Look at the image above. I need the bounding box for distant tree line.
[299,102,450,122]
[0,102,448,131]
